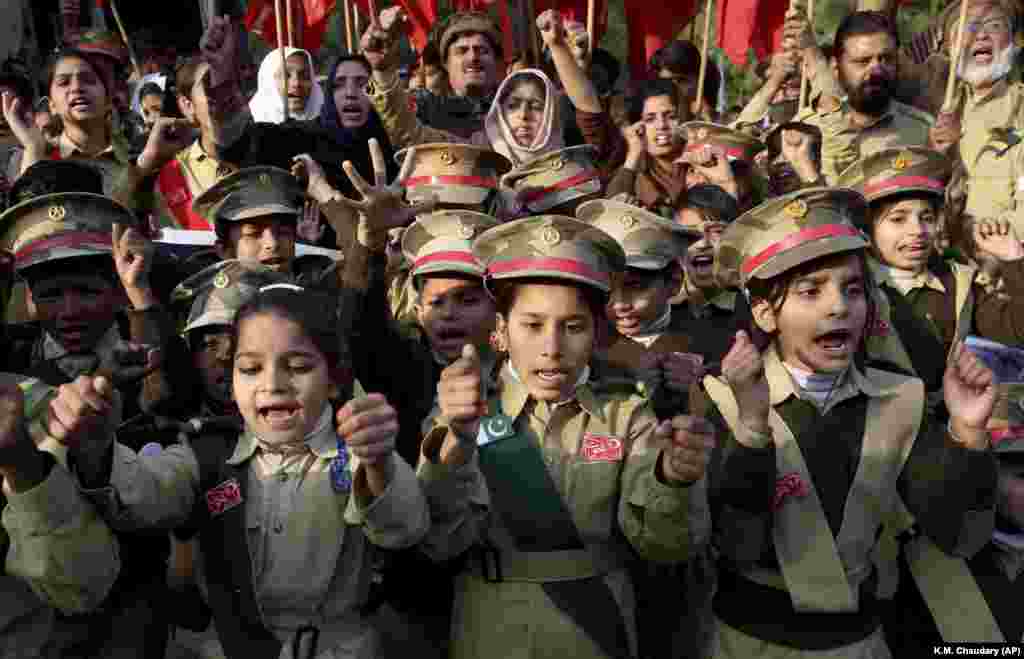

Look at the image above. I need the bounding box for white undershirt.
[782,362,844,410]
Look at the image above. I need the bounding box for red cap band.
[742,225,862,276]
[862,176,944,198]
[413,250,479,270]
[487,257,609,288]
[15,231,112,267]
[400,175,499,189]
[519,170,600,204]
[685,143,748,161]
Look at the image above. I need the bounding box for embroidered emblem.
[205,478,243,517]
[621,214,637,230]
[771,472,810,512]
[407,94,418,114]
[440,150,457,166]
[540,226,561,247]
[784,199,809,224]
[213,271,230,289]
[258,173,272,186]
[892,150,911,171]
[478,414,514,446]
[48,205,66,221]
[457,221,476,239]
[330,434,352,493]
[581,433,624,462]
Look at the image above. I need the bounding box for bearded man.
[931,0,1024,234]
[791,11,933,184]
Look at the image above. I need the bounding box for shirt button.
[278,472,290,482]
[273,522,284,534]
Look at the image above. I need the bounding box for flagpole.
[344,0,354,52]
[693,0,713,117]
[276,0,289,121]
[527,0,541,65]
[798,0,814,111]
[587,0,596,54]
[944,0,970,110]
[109,0,142,80]
[286,0,294,47]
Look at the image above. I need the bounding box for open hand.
[974,218,1024,262]
[945,342,997,442]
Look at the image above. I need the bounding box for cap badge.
[440,150,457,167]
[258,173,272,186]
[213,271,231,289]
[457,222,476,239]
[892,151,911,171]
[785,199,809,223]
[47,205,66,221]
[621,214,637,230]
[695,127,709,141]
[540,226,562,247]
[553,157,566,172]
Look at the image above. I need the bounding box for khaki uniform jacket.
[417,362,708,658]
[954,79,1024,233]
[793,100,933,185]
[703,346,996,656]
[74,410,430,658]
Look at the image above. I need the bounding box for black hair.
[414,271,485,295]
[628,78,678,123]
[46,49,110,97]
[233,286,349,398]
[683,184,741,224]
[214,213,299,244]
[329,54,372,89]
[648,40,720,104]
[834,11,900,59]
[0,60,34,104]
[491,276,609,324]
[138,82,164,103]
[866,192,942,230]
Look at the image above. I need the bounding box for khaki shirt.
[793,99,933,184]
[417,362,709,566]
[77,407,429,655]
[957,80,1024,231]
[3,456,120,615]
[368,74,489,152]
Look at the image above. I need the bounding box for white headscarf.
[249,47,325,124]
[484,69,563,166]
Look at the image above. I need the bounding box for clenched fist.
[721,330,771,438]
[654,415,716,484]
[438,344,487,441]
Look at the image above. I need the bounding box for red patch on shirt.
[581,433,624,462]
[408,95,418,114]
[772,472,810,512]
[206,478,243,517]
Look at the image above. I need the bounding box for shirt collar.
[227,405,337,465]
[498,361,604,423]
[870,258,946,294]
[58,133,117,160]
[764,343,897,407]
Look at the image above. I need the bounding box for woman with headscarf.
[248,47,325,124]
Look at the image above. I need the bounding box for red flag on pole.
[623,0,696,79]
[245,0,338,52]
[715,0,788,66]
[393,0,439,52]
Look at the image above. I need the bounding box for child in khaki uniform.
[417,216,716,658]
[836,147,1024,394]
[703,188,998,657]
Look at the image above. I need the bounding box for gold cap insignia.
[213,271,231,289]
[540,226,562,247]
[258,173,272,186]
[47,205,66,221]
[785,199,809,222]
[892,151,911,171]
[621,214,637,230]
[440,150,457,167]
[695,127,709,141]
[457,222,476,240]
[553,157,565,172]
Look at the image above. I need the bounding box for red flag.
[245,0,337,52]
[394,0,439,53]
[715,0,788,66]
[623,0,696,79]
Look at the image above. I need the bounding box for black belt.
[714,569,881,650]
